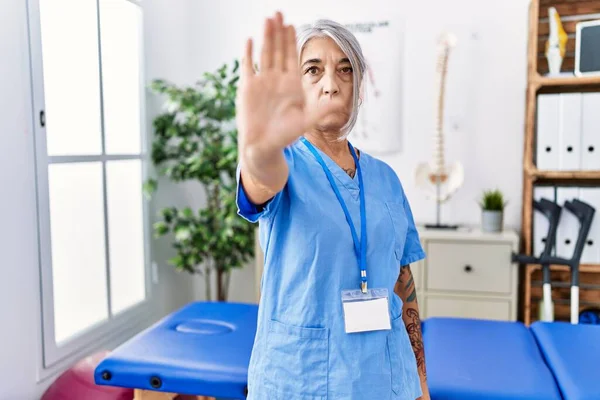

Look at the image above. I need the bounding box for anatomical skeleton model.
[414,32,464,228]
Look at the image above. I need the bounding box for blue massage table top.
[531,321,600,400]
[94,301,258,399]
[422,317,563,400]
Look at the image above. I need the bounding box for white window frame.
[25,0,154,375]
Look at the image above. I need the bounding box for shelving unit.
[535,75,600,90]
[521,0,600,325]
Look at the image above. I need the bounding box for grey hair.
[296,19,366,139]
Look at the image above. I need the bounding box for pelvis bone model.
[414,32,464,206]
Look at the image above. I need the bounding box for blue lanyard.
[300,137,368,293]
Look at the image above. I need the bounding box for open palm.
[236,13,318,155]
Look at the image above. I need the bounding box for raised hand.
[236,12,314,158]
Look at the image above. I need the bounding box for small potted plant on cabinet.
[479,189,507,232]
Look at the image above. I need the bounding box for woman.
[235,12,429,400]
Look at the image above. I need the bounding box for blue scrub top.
[236,138,426,400]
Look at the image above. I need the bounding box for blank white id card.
[341,288,391,333]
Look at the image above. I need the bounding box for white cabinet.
[415,227,520,321]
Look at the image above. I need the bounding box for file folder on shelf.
[581,93,600,171]
[558,93,582,171]
[536,94,560,170]
[580,188,600,264]
[556,187,581,259]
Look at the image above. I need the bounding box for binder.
[581,93,600,170]
[533,186,556,257]
[556,187,581,259]
[579,188,600,264]
[536,94,560,170]
[558,93,582,171]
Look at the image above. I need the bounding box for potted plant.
[144,60,255,301]
[479,189,507,232]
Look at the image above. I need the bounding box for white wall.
[143,0,200,311]
[0,1,197,398]
[387,0,529,231]
[182,0,265,303]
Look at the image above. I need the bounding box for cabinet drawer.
[425,295,511,321]
[426,241,512,294]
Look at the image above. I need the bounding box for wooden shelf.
[524,264,600,324]
[533,74,600,93]
[520,0,600,325]
[535,1,600,75]
[531,169,600,184]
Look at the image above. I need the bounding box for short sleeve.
[399,186,426,266]
[235,147,294,223]
[235,164,284,223]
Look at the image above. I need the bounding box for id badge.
[341,288,391,333]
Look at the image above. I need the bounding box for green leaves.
[153,221,169,236]
[143,178,157,200]
[145,59,254,299]
[479,189,507,211]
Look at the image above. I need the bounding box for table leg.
[133,389,177,400]
[133,389,216,400]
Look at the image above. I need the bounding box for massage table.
[423,317,600,400]
[531,321,600,400]
[423,317,562,400]
[96,301,600,400]
[94,301,258,399]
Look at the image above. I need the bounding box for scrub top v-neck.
[236,138,426,400]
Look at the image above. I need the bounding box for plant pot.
[482,210,503,232]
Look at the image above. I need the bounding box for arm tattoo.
[406,308,426,379]
[396,264,417,304]
[395,264,427,379]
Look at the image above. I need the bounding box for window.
[27,0,151,369]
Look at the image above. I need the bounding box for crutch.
[561,199,595,323]
[514,198,595,323]
[513,197,562,322]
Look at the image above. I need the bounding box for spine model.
[432,34,454,182]
[414,32,464,226]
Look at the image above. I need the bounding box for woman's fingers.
[241,38,254,79]
[260,18,274,71]
[285,25,298,73]
[273,12,285,70]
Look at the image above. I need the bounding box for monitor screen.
[577,22,600,75]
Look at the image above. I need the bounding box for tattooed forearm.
[395,264,427,380]
[395,264,417,304]
[405,308,426,379]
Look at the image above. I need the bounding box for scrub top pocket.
[263,319,329,400]
[385,202,409,263]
